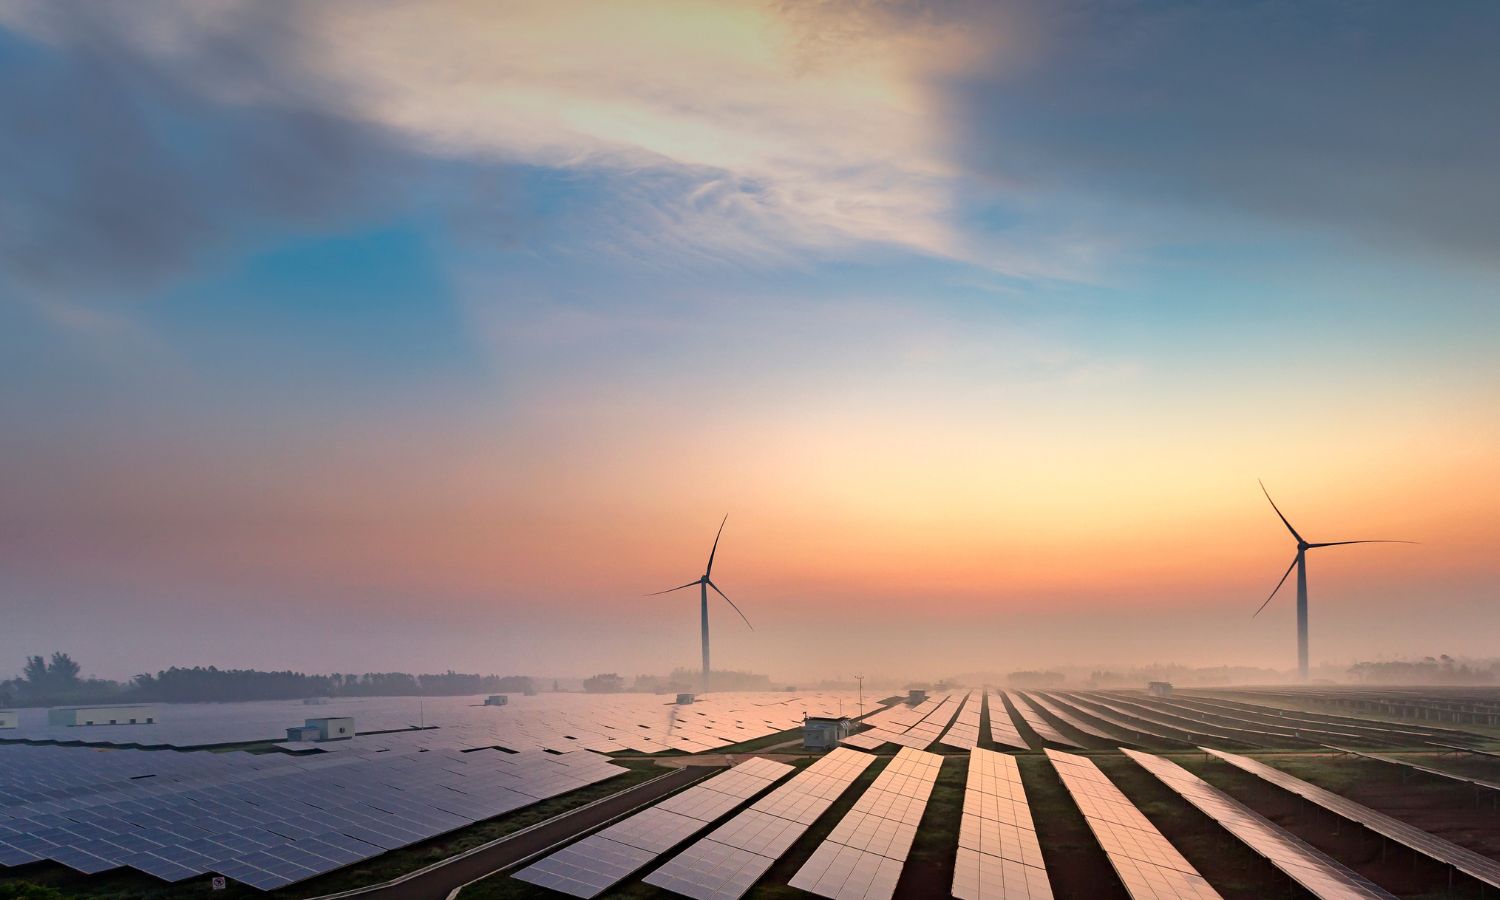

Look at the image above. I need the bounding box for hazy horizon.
[3,1,1498,688]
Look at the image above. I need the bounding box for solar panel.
[1044,749,1220,900]
[1019,693,1118,742]
[1322,745,1500,793]
[1072,694,1260,746]
[1049,693,1196,746]
[841,693,962,750]
[953,748,1052,900]
[1152,695,1411,744]
[513,756,793,898]
[939,692,982,750]
[0,742,626,891]
[1123,750,1395,899]
[1144,695,1376,745]
[641,748,875,900]
[986,693,1031,751]
[1202,747,1500,891]
[786,747,944,900]
[1004,692,1080,749]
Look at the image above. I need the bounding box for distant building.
[299,717,354,741]
[675,693,697,705]
[907,689,928,705]
[0,711,17,729]
[48,705,156,727]
[803,716,854,750]
[1148,681,1173,697]
[484,694,509,706]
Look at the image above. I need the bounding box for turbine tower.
[1253,481,1412,681]
[647,515,752,693]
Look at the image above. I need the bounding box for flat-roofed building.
[48,705,156,727]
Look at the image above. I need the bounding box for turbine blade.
[1253,556,1298,618]
[1258,480,1304,543]
[708,580,752,630]
[646,580,700,596]
[1307,540,1418,548]
[704,514,728,578]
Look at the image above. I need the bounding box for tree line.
[0,653,535,707]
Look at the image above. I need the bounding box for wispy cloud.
[266,0,994,264]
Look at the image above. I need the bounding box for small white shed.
[303,716,354,740]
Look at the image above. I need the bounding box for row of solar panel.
[516,741,1496,900]
[0,743,625,891]
[2,690,871,753]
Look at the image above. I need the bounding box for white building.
[302,716,354,740]
[0,711,17,729]
[48,705,156,727]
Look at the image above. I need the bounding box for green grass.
[890,753,966,896]
[0,760,668,900]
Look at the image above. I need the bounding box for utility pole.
[854,673,864,719]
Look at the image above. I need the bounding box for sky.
[1,0,1497,684]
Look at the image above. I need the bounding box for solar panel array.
[1148,696,1387,744]
[1202,747,1500,891]
[1322,745,1500,794]
[842,692,963,750]
[1019,693,1118,742]
[1005,692,1080,749]
[1051,694,1192,746]
[1044,749,1221,900]
[1123,750,1396,900]
[987,694,1031,750]
[281,691,870,756]
[0,742,623,891]
[938,692,983,750]
[1069,694,1254,747]
[642,747,876,900]
[513,756,793,898]
[1186,694,1430,737]
[788,747,944,900]
[953,748,1052,900]
[4,691,867,753]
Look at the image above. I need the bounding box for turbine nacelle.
[644,515,753,694]
[1253,480,1414,680]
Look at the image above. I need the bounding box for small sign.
[211,876,227,890]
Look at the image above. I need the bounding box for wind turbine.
[1253,481,1413,681]
[647,516,752,693]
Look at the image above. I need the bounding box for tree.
[22,656,47,687]
[583,673,624,693]
[48,653,81,688]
